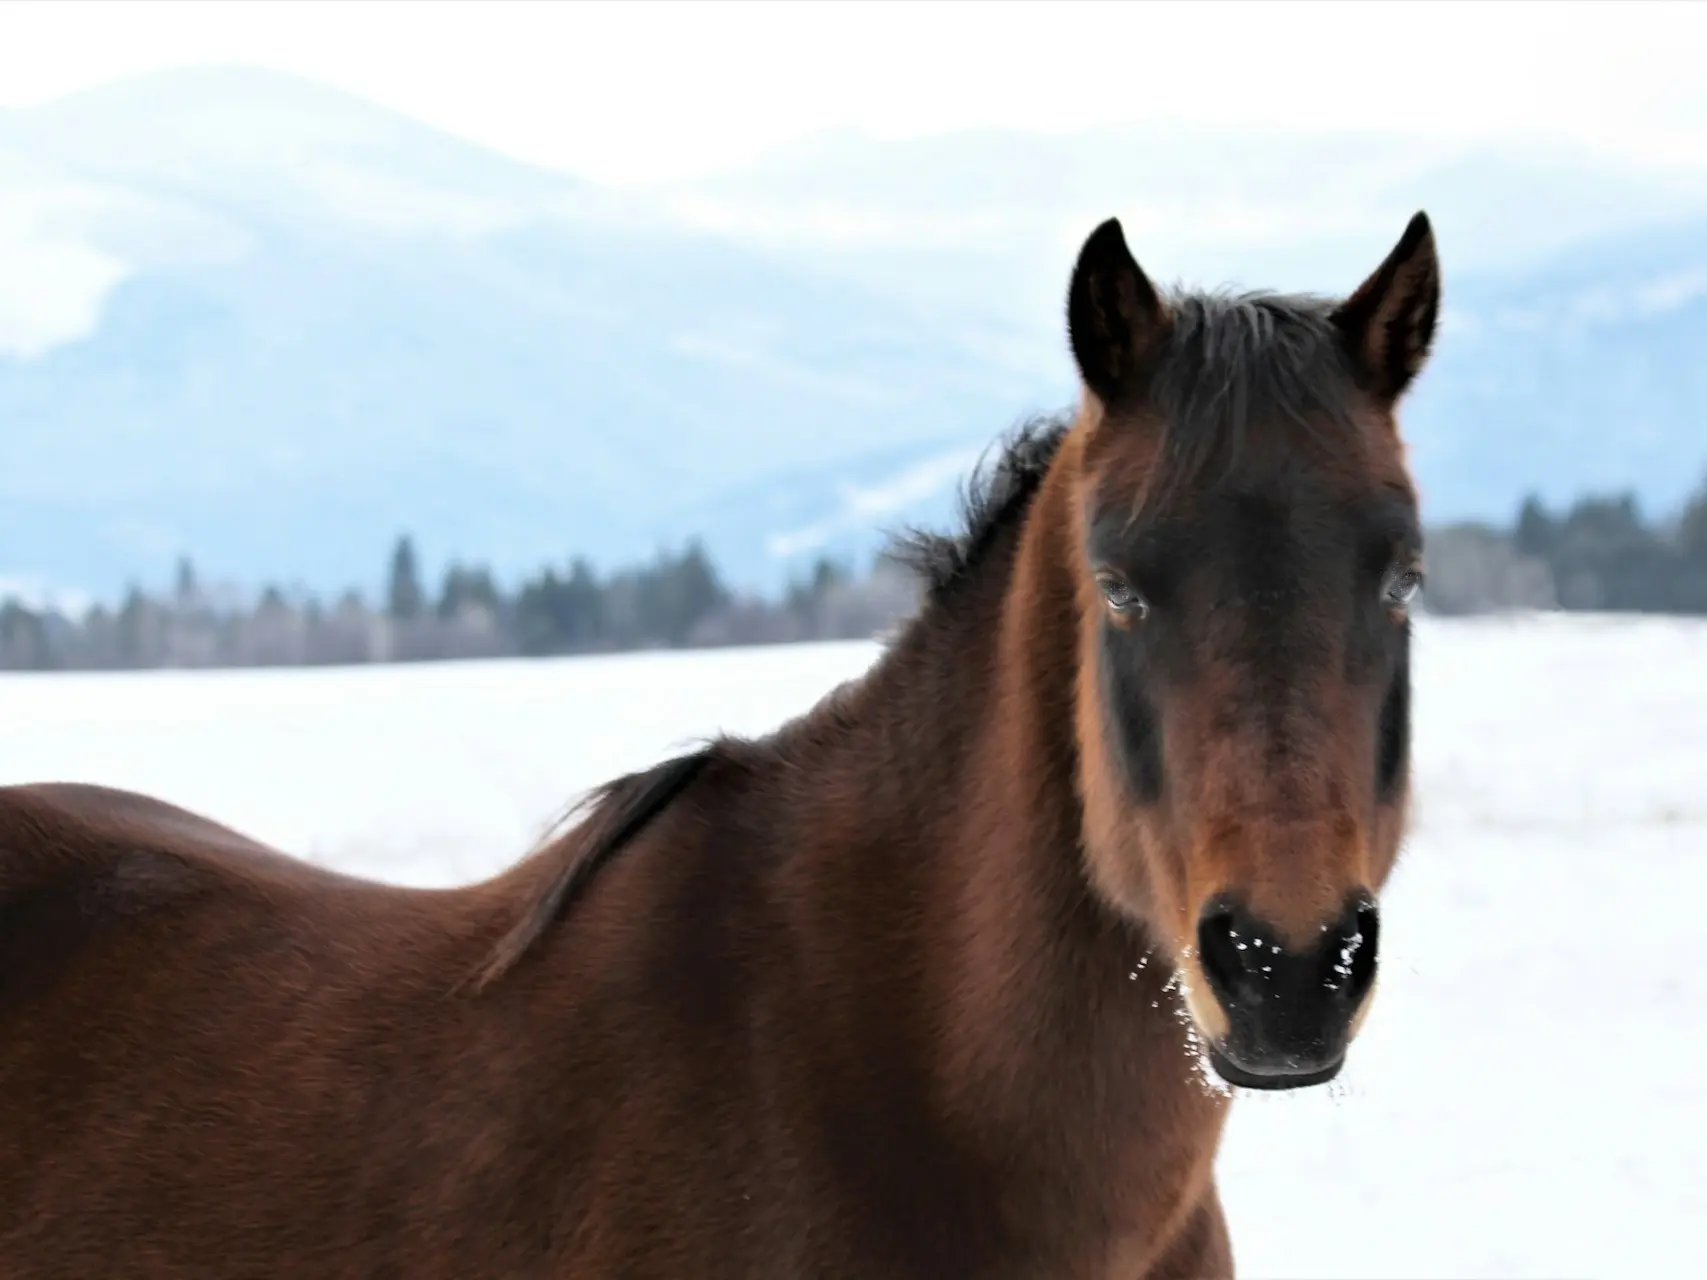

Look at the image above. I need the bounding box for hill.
[3,67,1706,598]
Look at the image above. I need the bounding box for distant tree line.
[7,471,1707,671]
[1423,473,1707,616]
[0,538,920,672]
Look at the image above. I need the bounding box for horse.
[0,210,1439,1278]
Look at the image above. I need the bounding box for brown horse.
[0,211,1438,1278]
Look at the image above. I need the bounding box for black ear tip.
[1401,210,1435,252]
[1081,217,1128,257]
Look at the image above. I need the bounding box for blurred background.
[4,0,1707,662]
[2,4,1703,1276]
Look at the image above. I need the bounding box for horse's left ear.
[1333,211,1440,402]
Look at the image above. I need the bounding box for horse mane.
[473,415,1075,985]
[1143,289,1363,500]
[475,291,1363,986]
[888,413,1074,600]
[473,745,718,988]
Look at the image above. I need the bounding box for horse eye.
[1097,573,1150,619]
[1384,566,1424,608]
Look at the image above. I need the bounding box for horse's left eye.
[1384,566,1424,608]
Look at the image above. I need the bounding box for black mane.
[889,289,1361,599]
[474,745,718,986]
[1146,290,1360,501]
[888,413,1073,598]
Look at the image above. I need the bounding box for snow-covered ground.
[3,614,1703,1277]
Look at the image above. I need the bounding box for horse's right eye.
[1096,573,1150,620]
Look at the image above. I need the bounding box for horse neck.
[783,432,1226,1190]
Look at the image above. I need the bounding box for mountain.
[2,66,1706,602]
[0,68,1062,598]
[651,124,1707,532]
[1403,216,1707,521]
[644,123,1707,329]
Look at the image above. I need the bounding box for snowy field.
[3,614,1704,1278]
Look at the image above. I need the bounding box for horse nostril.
[1323,899,1380,1005]
[1196,904,1266,1009]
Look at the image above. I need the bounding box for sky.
[2,0,1706,185]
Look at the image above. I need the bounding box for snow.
[4,614,1703,1276]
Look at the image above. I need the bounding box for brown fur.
[0,214,1438,1277]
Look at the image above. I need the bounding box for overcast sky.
[2,0,1705,185]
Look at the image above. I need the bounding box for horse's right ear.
[1067,218,1168,407]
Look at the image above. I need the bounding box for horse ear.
[1333,211,1440,402]
[1067,218,1168,406]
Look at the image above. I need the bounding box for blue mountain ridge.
[1,68,1703,601]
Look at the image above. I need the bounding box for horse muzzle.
[1193,891,1379,1091]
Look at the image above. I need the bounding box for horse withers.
[0,212,1439,1278]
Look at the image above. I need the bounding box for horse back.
[0,781,435,999]
[0,783,537,1276]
